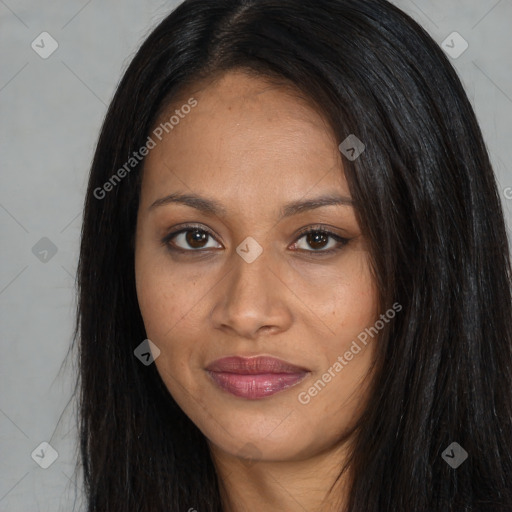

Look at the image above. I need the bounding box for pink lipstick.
[206,356,309,399]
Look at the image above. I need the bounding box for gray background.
[1,1,511,510]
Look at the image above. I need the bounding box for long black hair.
[74,0,512,510]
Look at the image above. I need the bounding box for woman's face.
[135,70,379,463]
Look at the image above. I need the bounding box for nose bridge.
[228,239,276,304]
[210,238,291,337]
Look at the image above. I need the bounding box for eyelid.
[294,224,347,240]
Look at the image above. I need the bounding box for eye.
[162,224,349,255]
[162,224,222,252]
[291,227,349,254]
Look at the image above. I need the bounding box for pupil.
[186,229,207,248]
[307,232,327,250]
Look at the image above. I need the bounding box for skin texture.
[135,70,380,511]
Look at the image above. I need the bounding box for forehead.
[140,70,349,211]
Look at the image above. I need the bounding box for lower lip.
[207,371,308,399]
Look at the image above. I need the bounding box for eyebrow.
[148,192,354,219]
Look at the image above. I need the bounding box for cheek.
[135,260,173,341]
[134,251,198,398]
[293,253,379,414]
[289,249,378,337]
[335,269,379,336]
[337,253,378,330]
[328,257,380,382]
[135,242,206,342]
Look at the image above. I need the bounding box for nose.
[210,243,293,340]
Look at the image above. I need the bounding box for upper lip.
[206,356,309,374]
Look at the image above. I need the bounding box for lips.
[206,356,309,399]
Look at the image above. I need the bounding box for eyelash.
[161,223,349,256]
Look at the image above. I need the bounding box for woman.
[75,0,512,510]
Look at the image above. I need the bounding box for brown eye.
[292,228,349,253]
[163,226,222,251]
[305,231,329,250]
[185,229,209,249]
